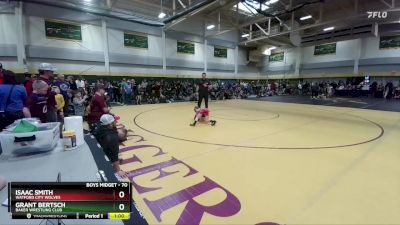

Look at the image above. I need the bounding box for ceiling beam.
[259,37,292,47]
[177,0,186,9]
[206,0,241,16]
[254,22,269,36]
[164,0,219,30]
[380,0,394,8]
[130,0,173,12]
[240,16,270,27]
[274,16,290,30]
[206,29,232,38]
[240,5,400,45]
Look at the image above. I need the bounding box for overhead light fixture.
[266,0,279,5]
[207,24,215,30]
[263,46,277,55]
[83,0,92,2]
[158,12,166,19]
[242,33,250,38]
[300,15,312,21]
[323,26,334,31]
[234,2,269,14]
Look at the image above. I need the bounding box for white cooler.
[0,122,60,156]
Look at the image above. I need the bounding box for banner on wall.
[214,46,228,58]
[177,41,195,54]
[314,43,336,55]
[269,52,284,62]
[45,20,82,41]
[124,32,148,49]
[379,35,400,49]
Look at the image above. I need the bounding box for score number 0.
[119,191,125,211]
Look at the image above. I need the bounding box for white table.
[0,141,123,225]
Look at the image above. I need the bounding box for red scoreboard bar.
[8,182,131,220]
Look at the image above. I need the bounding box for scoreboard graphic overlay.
[8,182,131,220]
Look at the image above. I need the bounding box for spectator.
[52,86,65,119]
[0,62,3,85]
[131,79,137,103]
[152,81,162,103]
[25,63,58,122]
[93,114,127,178]
[0,70,30,130]
[83,79,89,95]
[23,73,32,87]
[75,77,85,93]
[28,80,53,123]
[311,82,319,99]
[73,92,87,117]
[136,83,144,105]
[122,80,132,104]
[26,63,55,96]
[384,81,394,101]
[298,82,303,95]
[68,76,78,94]
[106,82,114,103]
[53,74,70,115]
[113,81,122,103]
[87,84,110,131]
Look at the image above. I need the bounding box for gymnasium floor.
[113,99,400,225]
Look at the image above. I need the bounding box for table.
[0,139,123,225]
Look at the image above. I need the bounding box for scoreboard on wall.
[8,182,131,220]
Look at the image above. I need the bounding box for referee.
[197,72,210,108]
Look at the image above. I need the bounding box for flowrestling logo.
[367,11,388,19]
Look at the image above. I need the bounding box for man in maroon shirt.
[26,63,57,122]
[88,84,110,131]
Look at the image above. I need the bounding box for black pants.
[198,92,209,108]
[311,90,318,98]
[0,111,24,131]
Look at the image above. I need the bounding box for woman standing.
[0,70,30,130]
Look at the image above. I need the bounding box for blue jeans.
[124,93,131,104]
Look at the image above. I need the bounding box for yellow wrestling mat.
[113,100,400,225]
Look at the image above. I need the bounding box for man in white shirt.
[75,77,85,92]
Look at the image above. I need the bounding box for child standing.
[73,92,87,117]
[52,86,65,118]
[29,80,51,123]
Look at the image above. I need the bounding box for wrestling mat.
[112,100,400,225]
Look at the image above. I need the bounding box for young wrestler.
[190,106,216,126]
